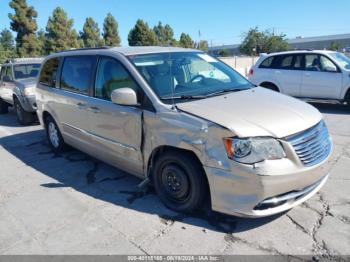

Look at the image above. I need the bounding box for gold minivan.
[36,47,333,217]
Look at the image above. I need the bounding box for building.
[209,33,350,56]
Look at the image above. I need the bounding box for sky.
[0,0,349,47]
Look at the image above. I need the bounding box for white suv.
[248,50,350,106]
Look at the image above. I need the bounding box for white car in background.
[248,50,350,106]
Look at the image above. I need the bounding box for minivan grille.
[287,121,331,167]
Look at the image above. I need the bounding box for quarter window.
[39,58,59,87]
[61,56,96,95]
[95,57,140,101]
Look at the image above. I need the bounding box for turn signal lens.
[223,138,234,158]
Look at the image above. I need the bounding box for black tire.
[260,82,279,92]
[0,98,9,114]
[14,98,34,125]
[153,151,208,213]
[345,90,350,108]
[45,115,66,153]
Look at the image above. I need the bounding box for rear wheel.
[153,151,208,213]
[45,115,66,153]
[14,98,34,125]
[0,98,9,114]
[260,82,279,92]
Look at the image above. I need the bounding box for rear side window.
[273,54,303,70]
[60,56,97,95]
[95,57,140,101]
[39,58,60,87]
[279,55,293,69]
[259,57,274,68]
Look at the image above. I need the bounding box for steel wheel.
[160,163,191,204]
[153,151,208,213]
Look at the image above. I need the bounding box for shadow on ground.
[0,113,284,234]
[311,103,349,115]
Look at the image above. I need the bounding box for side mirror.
[111,88,138,106]
[3,75,12,82]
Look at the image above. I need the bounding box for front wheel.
[14,98,34,125]
[153,151,208,213]
[45,115,66,153]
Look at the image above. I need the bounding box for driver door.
[300,54,342,99]
[87,56,144,176]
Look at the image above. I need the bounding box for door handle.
[304,73,311,77]
[88,106,100,113]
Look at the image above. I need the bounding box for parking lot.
[0,103,349,258]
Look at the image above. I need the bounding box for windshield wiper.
[204,88,245,97]
[161,95,206,101]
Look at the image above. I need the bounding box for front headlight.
[23,87,35,96]
[223,137,285,164]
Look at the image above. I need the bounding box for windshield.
[13,64,41,79]
[129,52,253,103]
[329,52,350,70]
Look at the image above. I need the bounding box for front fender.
[142,110,234,176]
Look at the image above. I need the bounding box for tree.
[240,27,289,55]
[9,0,40,57]
[0,29,16,63]
[37,29,46,55]
[179,33,194,48]
[153,22,176,46]
[264,33,289,53]
[80,17,102,48]
[128,19,158,46]
[329,41,340,51]
[239,27,265,55]
[197,40,209,52]
[103,13,121,47]
[218,49,231,57]
[45,7,80,53]
[0,29,15,50]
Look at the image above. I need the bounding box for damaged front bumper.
[204,151,333,218]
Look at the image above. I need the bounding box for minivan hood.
[177,87,322,138]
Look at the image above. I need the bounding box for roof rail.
[4,57,44,64]
[265,49,314,54]
[292,48,314,51]
[58,46,111,53]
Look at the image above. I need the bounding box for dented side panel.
[142,108,234,175]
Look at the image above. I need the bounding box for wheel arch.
[259,81,280,92]
[345,87,350,101]
[146,145,210,196]
[42,110,52,126]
